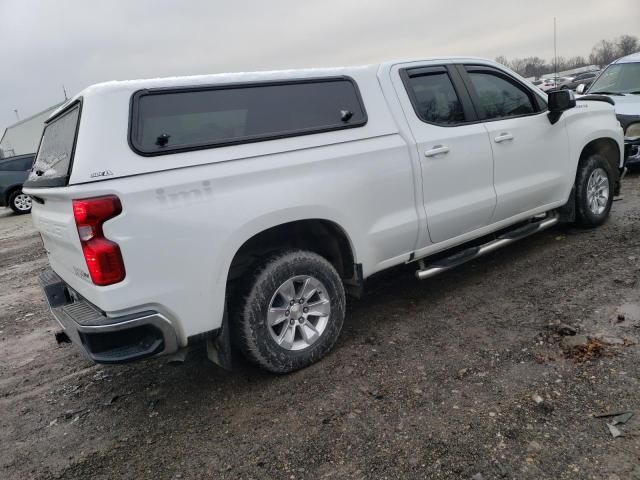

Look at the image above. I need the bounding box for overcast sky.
[1,0,638,130]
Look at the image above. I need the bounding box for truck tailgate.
[31,194,91,289]
[23,101,93,295]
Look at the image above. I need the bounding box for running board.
[415,214,559,280]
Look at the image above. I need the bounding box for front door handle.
[424,145,450,157]
[494,132,514,143]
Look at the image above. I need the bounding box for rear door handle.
[424,145,450,157]
[494,132,514,143]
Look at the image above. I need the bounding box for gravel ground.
[1,175,639,480]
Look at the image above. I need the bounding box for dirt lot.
[1,176,640,480]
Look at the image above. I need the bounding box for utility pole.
[62,84,68,100]
[13,109,20,121]
[554,17,558,82]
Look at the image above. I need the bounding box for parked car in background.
[24,58,623,373]
[0,153,35,214]
[539,76,573,91]
[579,53,640,169]
[559,71,600,91]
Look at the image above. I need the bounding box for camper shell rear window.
[24,101,81,188]
[129,77,367,156]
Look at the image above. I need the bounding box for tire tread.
[231,249,345,373]
[573,153,613,228]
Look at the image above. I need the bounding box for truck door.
[457,64,570,222]
[393,64,496,244]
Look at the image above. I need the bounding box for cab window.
[465,67,539,120]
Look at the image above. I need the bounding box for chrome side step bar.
[415,214,559,280]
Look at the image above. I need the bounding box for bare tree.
[589,39,618,67]
[565,56,587,69]
[522,57,547,78]
[494,56,510,68]
[617,35,639,57]
[509,58,528,76]
[555,56,567,71]
[493,33,636,80]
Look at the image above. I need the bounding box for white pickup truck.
[24,57,625,373]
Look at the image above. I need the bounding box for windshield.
[589,62,640,94]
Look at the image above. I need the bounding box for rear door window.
[26,104,80,187]
[402,68,467,125]
[130,78,367,155]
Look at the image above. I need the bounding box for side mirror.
[547,89,576,125]
[576,84,586,94]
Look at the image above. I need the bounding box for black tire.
[8,189,32,214]
[574,153,614,227]
[231,250,345,373]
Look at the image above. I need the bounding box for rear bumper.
[39,269,179,364]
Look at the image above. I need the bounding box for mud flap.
[615,167,626,197]
[206,309,235,370]
[557,186,576,223]
[343,263,364,299]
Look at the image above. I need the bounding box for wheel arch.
[207,218,357,369]
[560,137,620,224]
[226,218,358,289]
[577,137,621,176]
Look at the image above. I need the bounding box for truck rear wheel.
[232,250,345,373]
[574,153,613,228]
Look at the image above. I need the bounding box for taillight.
[72,195,125,286]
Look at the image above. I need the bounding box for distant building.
[0,101,66,159]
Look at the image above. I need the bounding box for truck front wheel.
[232,250,346,373]
[574,153,614,228]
